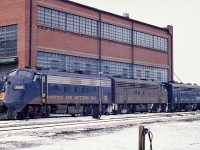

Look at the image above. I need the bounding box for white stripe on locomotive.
[47,75,111,87]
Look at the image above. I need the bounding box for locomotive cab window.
[17,70,33,78]
[8,70,17,76]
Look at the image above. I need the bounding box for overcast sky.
[71,0,200,84]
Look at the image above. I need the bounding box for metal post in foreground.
[99,72,103,118]
[138,125,153,150]
[138,125,145,150]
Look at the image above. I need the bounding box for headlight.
[13,85,25,90]
[0,93,5,100]
[2,76,8,83]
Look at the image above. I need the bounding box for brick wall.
[0,0,28,68]
[0,0,173,81]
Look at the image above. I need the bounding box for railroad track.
[0,111,200,133]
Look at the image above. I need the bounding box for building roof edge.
[58,0,170,31]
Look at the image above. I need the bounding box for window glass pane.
[115,26,122,42]
[67,14,74,31]
[59,12,66,30]
[0,25,17,58]
[85,18,92,35]
[44,8,52,27]
[37,6,45,25]
[52,10,59,28]
[91,20,97,36]
[74,15,80,33]
[80,17,86,34]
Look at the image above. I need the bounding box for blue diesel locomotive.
[0,68,112,119]
[165,82,200,111]
[0,68,200,119]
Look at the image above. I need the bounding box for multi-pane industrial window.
[101,60,132,78]
[37,51,168,82]
[123,28,132,44]
[134,30,167,51]
[134,65,168,82]
[37,52,65,69]
[0,25,17,57]
[37,6,98,37]
[65,55,98,75]
[37,6,168,52]
[101,22,131,44]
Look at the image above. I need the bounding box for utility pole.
[99,71,103,118]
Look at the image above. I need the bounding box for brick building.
[0,0,173,82]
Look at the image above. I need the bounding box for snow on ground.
[0,113,200,150]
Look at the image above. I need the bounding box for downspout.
[132,20,134,78]
[98,11,102,73]
[167,26,173,82]
[29,0,33,67]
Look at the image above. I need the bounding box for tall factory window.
[115,26,123,42]
[86,64,92,74]
[134,65,168,82]
[58,12,66,30]
[153,36,168,51]
[145,71,150,78]
[136,70,142,77]
[85,18,92,35]
[100,22,131,44]
[133,30,168,51]
[101,23,109,39]
[80,17,86,34]
[52,10,59,28]
[122,28,132,44]
[157,72,161,80]
[136,31,154,49]
[122,68,128,77]
[65,55,98,74]
[73,63,80,71]
[0,25,17,57]
[37,6,45,25]
[101,60,132,78]
[109,24,116,40]
[37,6,98,37]
[133,31,137,45]
[74,15,80,33]
[44,8,52,27]
[37,52,65,69]
[146,34,153,48]
[103,66,110,75]
[91,20,97,36]
[67,14,74,31]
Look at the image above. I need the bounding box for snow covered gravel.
[0,112,200,150]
